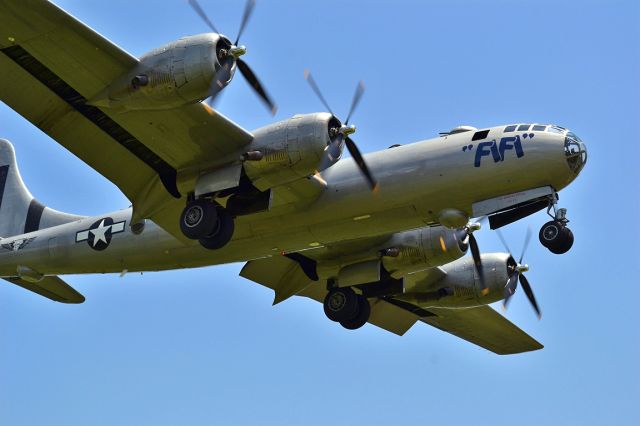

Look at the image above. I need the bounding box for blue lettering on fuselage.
[474,141,501,167]
[473,134,526,167]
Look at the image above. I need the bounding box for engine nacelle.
[89,34,232,110]
[381,226,469,277]
[242,113,338,191]
[399,253,512,308]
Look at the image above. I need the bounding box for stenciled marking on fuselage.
[467,133,534,167]
[1,237,36,252]
[75,218,126,251]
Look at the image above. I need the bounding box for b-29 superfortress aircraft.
[0,0,587,354]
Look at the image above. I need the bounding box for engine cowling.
[381,226,469,277]
[89,34,232,110]
[242,113,339,190]
[399,253,513,308]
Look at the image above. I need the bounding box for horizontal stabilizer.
[3,276,85,303]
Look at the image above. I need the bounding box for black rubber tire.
[340,295,371,330]
[539,221,564,248]
[323,287,359,323]
[548,226,574,254]
[199,207,235,250]
[180,199,218,240]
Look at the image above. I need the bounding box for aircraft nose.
[563,131,587,175]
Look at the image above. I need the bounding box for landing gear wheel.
[539,221,573,254]
[340,295,371,330]
[199,207,235,250]
[323,287,359,323]
[180,199,218,240]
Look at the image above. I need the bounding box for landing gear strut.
[539,194,573,254]
[323,286,371,330]
[180,197,235,250]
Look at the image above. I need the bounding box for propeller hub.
[517,264,529,273]
[229,45,247,58]
[467,222,482,233]
[340,124,356,136]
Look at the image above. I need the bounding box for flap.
[4,276,85,303]
[421,305,543,355]
[240,256,313,305]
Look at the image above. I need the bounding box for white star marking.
[89,220,110,247]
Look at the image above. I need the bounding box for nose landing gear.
[539,195,573,254]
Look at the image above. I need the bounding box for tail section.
[0,139,84,237]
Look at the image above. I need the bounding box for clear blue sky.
[1,1,638,425]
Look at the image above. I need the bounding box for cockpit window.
[532,125,546,131]
[567,131,582,142]
[517,124,531,131]
[548,126,565,134]
[504,125,517,132]
[564,132,587,174]
[472,130,490,141]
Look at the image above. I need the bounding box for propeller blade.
[502,272,519,309]
[206,55,234,105]
[345,81,365,125]
[519,226,532,265]
[318,133,344,172]
[237,58,277,115]
[468,233,488,295]
[235,0,255,45]
[518,274,541,319]
[345,136,378,191]
[188,0,220,34]
[496,228,512,255]
[304,70,334,115]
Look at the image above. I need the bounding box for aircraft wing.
[240,256,420,336]
[241,243,542,353]
[0,0,253,238]
[420,306,543,355]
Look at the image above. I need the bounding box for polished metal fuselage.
[0,124,577,277]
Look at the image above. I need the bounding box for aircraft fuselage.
[0,124,579,277]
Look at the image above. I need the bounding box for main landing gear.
[539,195,573,255]
[180,197,235,250]
[323,286,371,330]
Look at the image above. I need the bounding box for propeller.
[462,220,489,296]
[187,0,277,114]
[497,227,541,318]
[304,70,378,191]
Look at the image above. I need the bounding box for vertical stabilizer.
[0,139,84,237]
